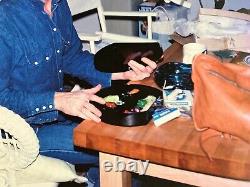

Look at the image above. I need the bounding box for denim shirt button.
[35,108,39,112]
[42,106,47,110]
[59,87,63,91]
[58,69,62,73]
[67,41,70,44]
[53,27,57,32]
[49,105,53,109]
[56,49,60,54]
[34,61,39,65]
[45,56,50,61]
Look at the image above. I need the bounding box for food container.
[154,62,193,90]
[94,84,162,126]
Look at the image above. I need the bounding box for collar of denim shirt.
[32,0,62,15]
[32,0,62,7]
[34,0,61,3]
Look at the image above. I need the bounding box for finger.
[130,62,150,77]
[82,107,101,123]
[127,65,140,77]
[85,102,102,117]
[128,61,150,78]
[84,84,102,94]
[141,57,157,69]
[128,60,147,72]
[89,94,105,105]
[146,65,154,74]
[78,111,91,120]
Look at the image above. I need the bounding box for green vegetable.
[137,99,147,108]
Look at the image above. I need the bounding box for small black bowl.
[94,84,162,127]
[154,62,193,90]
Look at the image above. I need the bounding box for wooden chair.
[67,0,158,53]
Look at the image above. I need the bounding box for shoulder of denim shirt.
[0,0,9,11]
[0,0,20,18]
[0,0,8,5]
[0,0,18,7]
[0,1,12,33]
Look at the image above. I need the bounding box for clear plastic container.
[151,3,189,50]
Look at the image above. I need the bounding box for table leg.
[99,152,131,187]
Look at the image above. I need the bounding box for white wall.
[101,0,142,36]
[73,12,100,34]
[73,0,142,36]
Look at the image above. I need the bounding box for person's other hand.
[112,57,157,81]
[54,84,105,123]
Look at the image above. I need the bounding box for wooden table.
[74,43,250,187]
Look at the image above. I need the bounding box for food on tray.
[136,99,147,109]
[104,95,120,103]
[96,84,162,126]
[140,96,156,112]
[102,90,156,113]
[129,88,140,95]
[105,102,117,109]
[103,95,124,107]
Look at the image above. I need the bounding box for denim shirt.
[0,0,111,124]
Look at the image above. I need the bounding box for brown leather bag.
[192,54,250,158]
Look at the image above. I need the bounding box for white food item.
[103,95,120,103]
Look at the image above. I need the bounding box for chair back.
[67,0,107,32]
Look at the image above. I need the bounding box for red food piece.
[105,102,117,109]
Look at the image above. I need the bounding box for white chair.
[67,0,158,53]
[0,106,87,187]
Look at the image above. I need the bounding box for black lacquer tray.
[94,84,161,126]
[94,42,163,73]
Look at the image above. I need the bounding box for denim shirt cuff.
[27,91,58,124]
[98,72,112,88]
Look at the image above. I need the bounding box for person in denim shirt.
[0,0,157,186]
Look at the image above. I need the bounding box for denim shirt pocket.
[22,47,54,85]
[24,48,53,70]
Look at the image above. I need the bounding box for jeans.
[32,120,142,187]
[32,120,100,187]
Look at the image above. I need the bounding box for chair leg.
[89,41,96,54]
[147,16,153,40]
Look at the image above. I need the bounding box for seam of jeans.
[86,171,96,184]
[34,127,39,133]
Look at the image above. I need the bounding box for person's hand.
[54,84,105,123]
[111,57,157,81]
